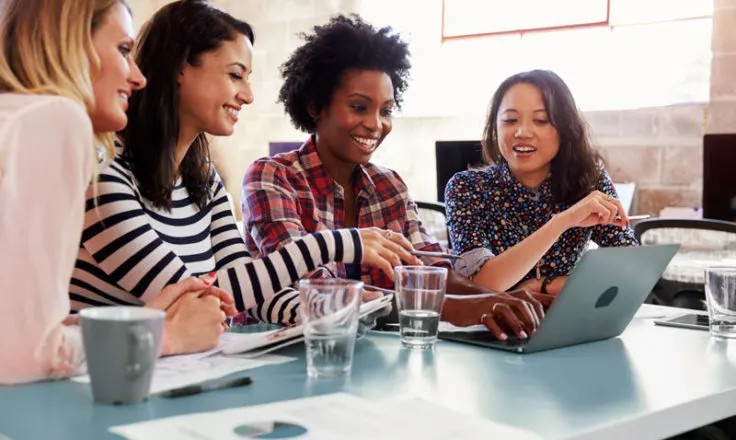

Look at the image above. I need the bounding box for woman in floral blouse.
[445,70,637,296]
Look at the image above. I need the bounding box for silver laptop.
[438,244,680,353]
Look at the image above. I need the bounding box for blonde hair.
[0,0,130,165]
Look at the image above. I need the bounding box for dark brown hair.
[120,0,254,210]
[482,69,602,206]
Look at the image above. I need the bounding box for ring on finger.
[480,312,489,324]
[384,229,393,239]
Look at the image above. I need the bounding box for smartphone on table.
[654,313,710,331]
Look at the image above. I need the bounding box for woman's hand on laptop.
[443,293,543,340]
[506,289,551,314]
[486,291,544,339]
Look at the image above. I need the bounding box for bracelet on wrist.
[540,275,557,294]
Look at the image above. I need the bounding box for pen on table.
[160,376,253,399]
[410,250,460,261]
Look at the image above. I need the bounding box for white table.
[1,305,735,440]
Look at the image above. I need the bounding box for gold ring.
[384,230,393,239]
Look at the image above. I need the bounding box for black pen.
[160,376,253,398]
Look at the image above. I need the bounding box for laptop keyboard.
[439,331,527,347]
[463,332,526,346]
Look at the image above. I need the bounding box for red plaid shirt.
[241,136,444,289]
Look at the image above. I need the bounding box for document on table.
[72,333,296,394]
[439,321,488,332]
[110,393,542,440]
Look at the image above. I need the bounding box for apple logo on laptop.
[595,286,619,308]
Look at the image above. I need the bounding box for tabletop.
[1,305,735,440]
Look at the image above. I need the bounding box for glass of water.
[705,267,736,338]
[395,266,448,349]
[298,279,363,378]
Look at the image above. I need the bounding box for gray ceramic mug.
[79,306,165,404]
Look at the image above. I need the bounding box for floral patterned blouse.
[445,163,638,282]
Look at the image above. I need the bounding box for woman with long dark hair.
[69,0,416,339]
[446,70,637,296]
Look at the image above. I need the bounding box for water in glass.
[399,309,440,348]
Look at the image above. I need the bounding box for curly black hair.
[278,14,411,133]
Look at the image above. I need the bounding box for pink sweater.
[0,94,94,384]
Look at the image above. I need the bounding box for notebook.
[221,294,393,357]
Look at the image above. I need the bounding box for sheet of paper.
[72,332,296,394]
[110,393,541,440]
[439,321,488,333]
[159,332,254,362]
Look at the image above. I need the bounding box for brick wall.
[708,0,736,133]
[127,0,726,218]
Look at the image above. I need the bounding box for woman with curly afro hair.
[242,14,545,341]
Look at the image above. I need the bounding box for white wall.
[128,0,719,216]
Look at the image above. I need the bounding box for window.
[442,0,712,40]
[609,0,712,26]
[443,0,609,39]
[358,0,714,115]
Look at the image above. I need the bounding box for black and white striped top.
[69,154,363,325]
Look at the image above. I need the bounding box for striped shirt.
[69,152,364,325]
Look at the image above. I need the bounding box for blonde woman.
[0,0,235,385]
